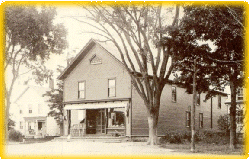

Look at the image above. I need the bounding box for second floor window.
[78,81,85,99]
[199,113,203,128]
[28,105,32,114]
[196,93,200,106]
[237,88,243,101]
[172,86,176,102]
[186,111,191,127]
[20,121,23,129]
[108,79,116,97]
[218,95,221,109]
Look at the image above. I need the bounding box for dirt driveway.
[5,140,189,157]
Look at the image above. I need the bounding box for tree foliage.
[5,6,67,141]
[43,66,64,126]
[79,3,181,145]
[173,4,245,149]
[175,5,244,88]
[8,118,15,130]
[5,6,67,95]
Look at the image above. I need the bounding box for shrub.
[160,131,202,144]
[160,132,191,144]
[200,131,230,145]
[8,118,15,130]
[9,129,24,142]
[217,115,230,134]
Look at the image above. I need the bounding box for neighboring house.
[11,85,60,138]
[58,39,228,137]
[225,87,245,133]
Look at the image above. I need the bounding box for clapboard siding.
[131,85,149,135]
[63,44,131,102]
[131,83,228,136]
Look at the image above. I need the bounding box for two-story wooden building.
[58,39,228,137]
[11,85,60,138]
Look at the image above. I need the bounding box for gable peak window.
[78,81,85,99]
[90,54,102,65]
[172,86,176,102]
[108,79,116,97]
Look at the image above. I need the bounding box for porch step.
[52,136,129,143]
[24,136,35,139]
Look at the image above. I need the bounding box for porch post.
[68,110,71,135]
[35,120,38,137]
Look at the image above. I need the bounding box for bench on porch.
[70,124,85,137]
[107,127,125,137]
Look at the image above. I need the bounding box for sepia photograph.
[2,1,247,157]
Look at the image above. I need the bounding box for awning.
[64,101,129,110]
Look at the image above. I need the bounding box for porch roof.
[64,101,129,110]
[23,116,47,121]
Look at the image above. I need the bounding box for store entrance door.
[96,109,107,134]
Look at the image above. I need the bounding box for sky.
[8,5,230,102]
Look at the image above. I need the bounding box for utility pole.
[191,58,197,152]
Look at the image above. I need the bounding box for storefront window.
[108,108,124,127]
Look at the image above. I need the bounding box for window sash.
[218,95,221,109]
[186,111,191,127]
[28,104,32,113]
[237,88,243,100]
[199,113,203,128]
[108,79,116,97]
[20,122,23,129]
[172,86,176,102]
[78,81,85,98]
[197,94,200,105]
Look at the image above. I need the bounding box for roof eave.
[58,39,97,80]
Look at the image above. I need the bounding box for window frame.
[237,88,243,101]
[196,93,201,106]
[218,95,221,109]
[20,121,23,129]
[108,78,116,97]
[199,113,203,128]
[28,104,32,114]
[78,81,86,99]
[186,111,191,127]
[172,86,177,102]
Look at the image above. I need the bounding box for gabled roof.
[14,85,50,104]
[58,39,125,80]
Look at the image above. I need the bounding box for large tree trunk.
[5,95,10,144]
[230,80,237,150]
[147,95,160,145]
[147,112,158,145]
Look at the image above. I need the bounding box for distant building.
[11,84,60,138]
[58,39,228,137]
[225,87,245,133]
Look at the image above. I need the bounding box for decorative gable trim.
[90,54,102,65]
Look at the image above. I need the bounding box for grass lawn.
[160,142,244,155]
